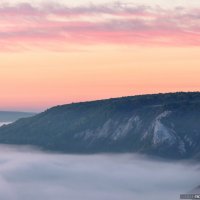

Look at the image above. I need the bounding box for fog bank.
[0,145,199,200]
[0,122,12,127]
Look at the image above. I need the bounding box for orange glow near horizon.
[0,45,200,111]
[0,1,200,111]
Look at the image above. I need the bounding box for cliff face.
[0,92,200,159]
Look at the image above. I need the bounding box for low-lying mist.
[0,122,12,127]
[0,145,199,200]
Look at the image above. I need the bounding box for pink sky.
[0,1,200,111]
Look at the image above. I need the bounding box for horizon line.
[1,90,199,113]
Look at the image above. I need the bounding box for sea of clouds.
[0,145,199,200]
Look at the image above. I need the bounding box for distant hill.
[0,111,36,122]
[0,92,200,160]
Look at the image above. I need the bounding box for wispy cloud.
[0,2,200,51]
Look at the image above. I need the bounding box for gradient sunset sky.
[0,0,200,111]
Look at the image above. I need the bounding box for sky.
[0,0,200,111]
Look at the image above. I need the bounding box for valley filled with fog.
[0,145,199,200]
[0,122,11,127]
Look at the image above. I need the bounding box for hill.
[0,111,35,122]
[0,92,200,159]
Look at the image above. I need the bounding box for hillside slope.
[0,92,200,159]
